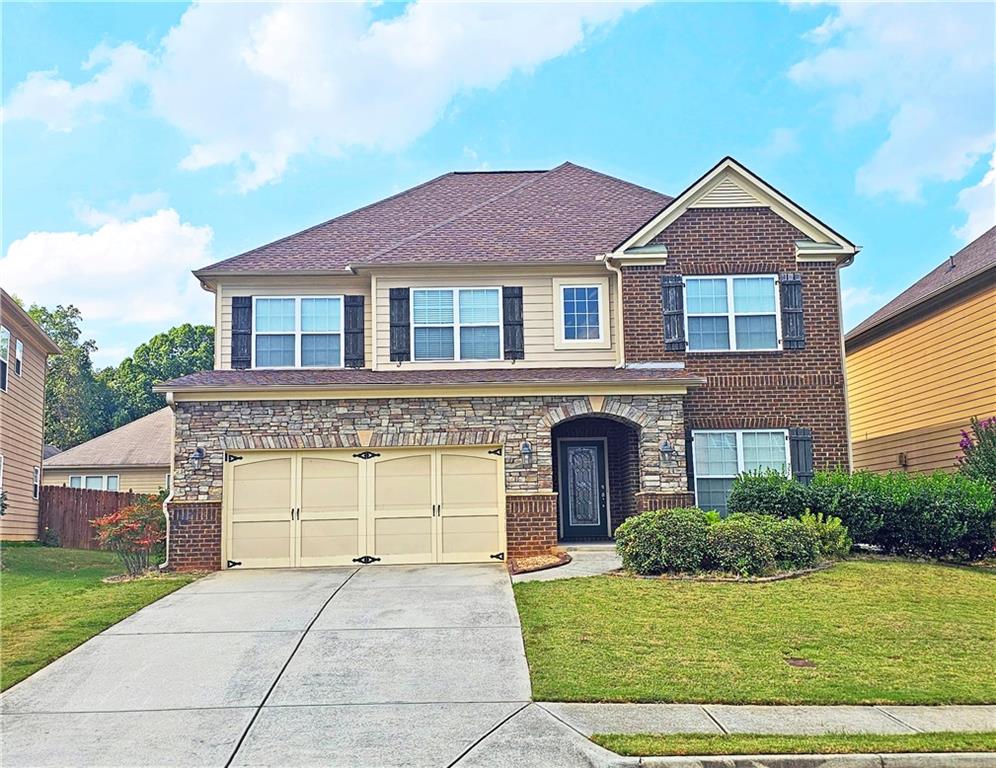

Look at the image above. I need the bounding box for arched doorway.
[551,415,640,542]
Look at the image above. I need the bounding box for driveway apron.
[0,564,538,768]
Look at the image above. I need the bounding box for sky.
[2,1,993,367]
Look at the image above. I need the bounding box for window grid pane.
[413,290,454,325]
[734,315,778,350]
[742,432,787,473]
[106,476,119,492]
[301,334,341,366]
[414,327,454,360]
[85,476,104,490]
[301,298,341,332]
[694,432,738,476]
[686,279,729,314]
[459,326,500,360]
[732,277,776,313]
[69,476,82,489]
[698,478,734,517]
[255,334,295,367]
[563,286,601,340]
[458,289,499,325]
[255,299,296,332]
[688,316,730,350]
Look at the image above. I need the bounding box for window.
[33,467,40,499]
[553,278,610,349]
[411,288,501,361]
[692,429,790,516]
[106,475,120,492]
[15,340,23,376]
[0,326,9,392]
[69,475,82,489]
[70,475,119,491]
[253,297,343,368]
[686,276,780,351]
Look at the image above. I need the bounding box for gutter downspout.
[602,255,626,368]
[159,392,176,572]
[836,248,859,472]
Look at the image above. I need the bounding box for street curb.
[629,752,996,768]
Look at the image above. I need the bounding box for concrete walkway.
[513,546,622,582]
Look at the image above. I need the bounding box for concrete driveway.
[0,564,615,768]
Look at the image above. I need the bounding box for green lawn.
[514,559,996,704]
[0,545,196,690]
[592,732,996,757]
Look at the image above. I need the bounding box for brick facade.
[636,491,696,512]
[166,501,222,571]
[506,494,559,557]
[621,207,850,470]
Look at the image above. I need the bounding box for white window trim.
[684,275,782,353]
[410,286,504,362]
[691,428,792,512]
[251,296,345,369]
[0,454,4,490]
[15,339,23,377]
[0,325,9,393]
[553,277,611,350]
[32,466,40,499]
[69,474,120,491]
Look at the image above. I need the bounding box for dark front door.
[558,440,608,541]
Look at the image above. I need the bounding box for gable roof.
[613,156,858,260]
[0,288,61,355]
[846,225,996,343]
[195,163,670,275]
[43,407,173,469]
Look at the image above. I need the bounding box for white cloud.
[955,150,996,243]
[3,2,641,191]
[72,191,170,228]
[1,210,213,333]
[840,284,887,330]
[789,2,995,202]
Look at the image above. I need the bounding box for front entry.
[557,439,609,541]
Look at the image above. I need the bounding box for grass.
[0,544,196,690]
[513,559,996,704]
[592,732,996,757]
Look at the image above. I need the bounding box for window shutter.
[343,295,365,368]
[502,286,525,360]
[789,427,814,484]
[389,288,411,362]
[685,429,695,495]
[661,275,686,351]
[780,273,805,350]
[231,297,252,370]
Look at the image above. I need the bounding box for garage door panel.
[299,456,363,566]
[372,454,432,513]
[439,516,500,562]
[299,519,360,560]
[372,517,434,561]
[228,456,295,568]
[300,458,360,515]
[230,521,294,566]
[438,451,503,562]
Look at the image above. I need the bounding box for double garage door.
[223,446,506,568]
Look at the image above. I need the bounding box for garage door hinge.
[227,560,242,568]
[352,555,382,564]
[488,447,503,456]
[490,552,505,561]
[225,453,244,463]
[352,451,381,460]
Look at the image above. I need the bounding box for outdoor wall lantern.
[520,441,534,469]
[191,446,206,471]
[659,439,676,459]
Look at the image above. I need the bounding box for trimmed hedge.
[729,469,995,561]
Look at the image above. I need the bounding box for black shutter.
[343,295,365,368]
[502,286,524,360]
[685,429,695,496]
[780,273,805,350]
[661,275,686,351]
[389,288,411,362]
[789,427,814,484]
[231,297,252,370]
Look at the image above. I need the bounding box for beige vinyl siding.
[217,276,372,370]
[0,313,48,540]
[375,267,619,369]
[847,282,996,473]
[43,466,170,495]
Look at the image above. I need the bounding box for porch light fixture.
[191,446,206,471]
[659,439,675,459]
[520,441,533,469]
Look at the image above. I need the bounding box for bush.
[959,416,996,487]
[615,509,670,575]
[800,511,852,559]
[764,516,820,569]
[809,469,884,544]
[615,507,710,575]
[728,470,811,519]
[705,515,776,576]
[92,496,165,576]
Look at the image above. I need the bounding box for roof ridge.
[363,163,567,262]
[196,170,463,274]
[559,161,672,201]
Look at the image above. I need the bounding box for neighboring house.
[845,226,996,473]
[155,157,857,571]
[42,444,62,461]
[42,407,173,495]
[0,288,61,540]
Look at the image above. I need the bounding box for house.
[0,288,61,540]
[155,157,857,571]
[845,226,996,473]
[42,407,173,495]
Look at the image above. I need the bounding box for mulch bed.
[508,551,572,575]
[608,561,836,583]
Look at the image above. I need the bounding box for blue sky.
[2,1,993,366]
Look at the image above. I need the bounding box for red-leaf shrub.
[92,496,164,576]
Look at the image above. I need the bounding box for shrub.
[728,470,811,519]
[799,511,852,559]
[764,516,821,569]
[615,507,711,575]
[959,415,996,487]
[615,509,670,575]
[92,496,165,576]
[705,515,776,576]
[810,469,885,544]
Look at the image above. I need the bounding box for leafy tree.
[27,304,111,449]
[100,324,213,427]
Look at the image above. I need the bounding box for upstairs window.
[253,297,343,368]
[15,340,23,376]
[693,429,790,516]
[0,326,8,392]
[686,276,780,351]
[553,278,610,350]
[411,288,501,361]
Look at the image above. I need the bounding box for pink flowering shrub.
[959,416,996,487]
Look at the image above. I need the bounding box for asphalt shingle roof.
[43,407,172,468]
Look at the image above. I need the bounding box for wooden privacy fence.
[38,486,147,549]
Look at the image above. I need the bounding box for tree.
[27,305,111,449]
[100,324,213,427]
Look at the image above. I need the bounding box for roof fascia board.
[0,290,61,354]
